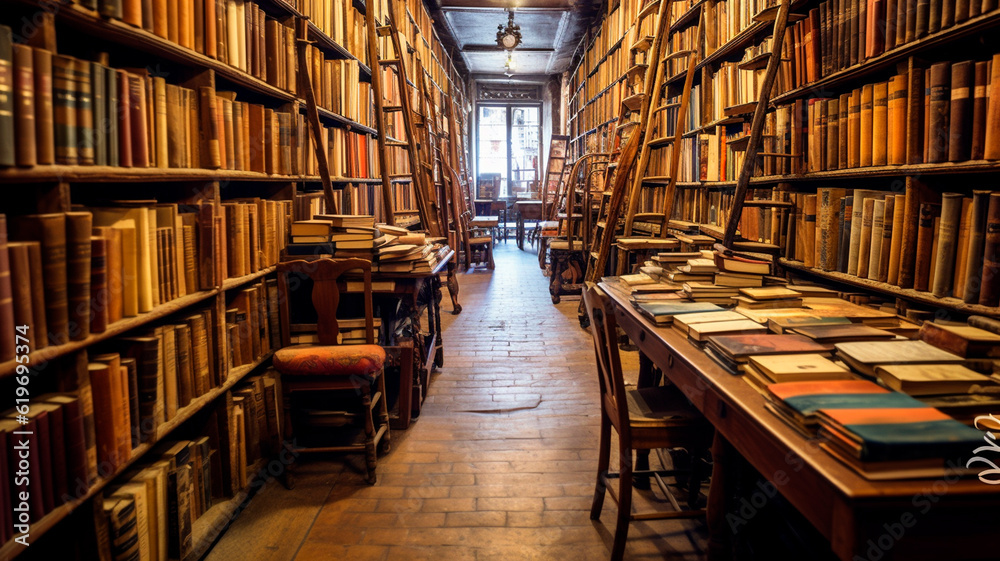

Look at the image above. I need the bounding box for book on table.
[764,379,925,436]
[834,340,965,377]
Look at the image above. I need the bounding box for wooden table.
[599,281,1000,560]
[339,251,454,429]
[512,200,543,250]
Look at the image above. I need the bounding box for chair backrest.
[582,284,631,437]
[275,258,375,346]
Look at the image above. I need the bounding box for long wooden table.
[599,281,1000,561]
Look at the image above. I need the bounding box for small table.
[512,200,543,250]
[470,215,500,244]
[474,199,509,240]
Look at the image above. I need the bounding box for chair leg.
[361,382,377,484]
[591,415,612,520]
[280,385,297,489]
[377,372,391,454]
[611,447,634,561]
[487,244,495,269]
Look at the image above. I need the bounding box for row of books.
[299,0,368,63]
[69,0,298,93]
[96,369,282,560]
[785,188,1000,305]
[778,54,1000,175]
[305,47,372,128]
[226,280,279,369]
[781,0,1000,92]
[0,201,289,354]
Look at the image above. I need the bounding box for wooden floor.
[204,242,708,561]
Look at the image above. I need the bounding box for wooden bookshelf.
[0,351,274,559]
[780,259,1000,319]
[750,160,1000,184]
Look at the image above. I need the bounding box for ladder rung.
[385,140,410,148]
[383,105,404,113]
[377,26,392,36]
[389,173,411,179]
[379,59,401,66]
[757,152,796,158]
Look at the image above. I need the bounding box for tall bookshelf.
[567,0,1000,319]
[0,0,468,558]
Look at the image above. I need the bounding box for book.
[886,194,906,285]
[802,194,817,267]
[11,214,68,346]
[919,322,1000,358]
[33,47,54,165]
[859,84,874,167]
[872,81,888,165]
[765,379,917,433]
[65,211,93,341]
[767,316,851,334]
[634,302,723,326]
[90,236,109,334]
[866,199,885,280]
[913,202,937,291]
[887,74,907,165]
[856,198,875,278]
[971,60,989,160]
[979,193,1000,307]
[749,353,855,383]
[672,311,748,334]
[0,25,13,167]
[931,193,964,297]
[688,319,768,345]
[792,324,897,343]
[927,61,951,162]
[984,53,1000,160]
[12,44,36,167]
[948,60,974,162]
[963,190,992,303]
[834,340,965,376]
[876,195,894,282]
[875,363,993,395]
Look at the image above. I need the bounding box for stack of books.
[732,287,803,310]
[287,215,391,258]
[743,353,856,392]
[764,379,919,437]
[633,302,723,326]
[703,333,834,373]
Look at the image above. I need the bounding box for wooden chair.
[582,284,714,561]
[460,210,495,270]
[273,258,390,485]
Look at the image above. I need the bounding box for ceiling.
[426,0,603,79]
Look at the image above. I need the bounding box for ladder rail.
[364,4,397,223]
[294,18,337,213]
[720,0,792,251]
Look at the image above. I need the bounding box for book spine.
[887,74,907,165]
[91,63,107,167]
[978,193,1000,306]
[914,202,938,291]
[971,61,989,160]
[848,88,861,168]
[7,242,34,352]
[73,58,95,166]
[927,61,951,163]
[906,60,925,164]
[886,194,906,285]
[985,54,1000,160]
[65,212,93,341]
[0,216,14,362]
[116,69,132,167]
[90,236,109,335]
[838,92,850,169]
[947,60,973,162]
[12,44,36,167]
[932,193,964,296]
[964,190,992,302]
[872,81,888,166]
[860,84,874,166]
[803,195,818,268]
[952,197,973,299]
[877,196,895,282]
[52,55,78,166]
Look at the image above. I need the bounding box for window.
[476,104,541,199]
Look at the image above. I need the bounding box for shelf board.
[669,1,705,34]
[648,136,674,148]
[639,0,663,19]
[779,259,1000,318]
[697,21,770,70]
[314,106,378,136]
[0,166,325,184]
[15,0,299,104]
[256,0,304,17]
[749,160,1000,183]
[0,351,274,559]
[737,52,771,70]
[770,10,1000,105]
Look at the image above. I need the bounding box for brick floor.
[206,243,708,561]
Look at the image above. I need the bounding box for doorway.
[476,104,541,199]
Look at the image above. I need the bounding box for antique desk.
[512,200,543,250]
[599,281,1000,560]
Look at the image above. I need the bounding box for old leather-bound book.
[877,195,896,282]
[906,59,925,164]
[948,60,973,162]
[931,193,964,297]
[964,190,992,303]
[970,60,989,160]
[927,61,951,163]
[984,54,1000,160]
[913,203,939,291]
[887,74,907,164]
[978,193,1000,307]
[12,44,36,167]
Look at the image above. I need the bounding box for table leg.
[707,433,734,561]
[432,275,444,368]
[446,261,461,314]
[634,352,656,490]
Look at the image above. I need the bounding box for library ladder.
[369,4,445,237]
[716,0,795,258]
[415,58,455,241]
[583,0,673,287]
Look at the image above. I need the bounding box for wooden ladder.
[713,0,794,259]
[368,2,445,237]
[583,0,673,286]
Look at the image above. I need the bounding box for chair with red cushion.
[273,258,390,485]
